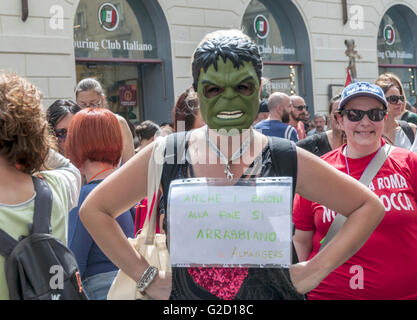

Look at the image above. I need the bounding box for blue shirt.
[68,180,134,278]
[254,120,299,142]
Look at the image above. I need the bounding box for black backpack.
[0,176,88,300]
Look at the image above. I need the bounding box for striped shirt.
[254,119,299,142]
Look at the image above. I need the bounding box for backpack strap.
[161,131,190,201]
[0,176,52,258]
[161,131,190,245]
[0,176,53,257]
[268,136,298,196]
[268,136,299,264]
[31,176,53,234]
[0,230,18,257]
[319,143,393,251]
[401,111,410,122]
[398,120,415,144]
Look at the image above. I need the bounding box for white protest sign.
[168,177,293,268]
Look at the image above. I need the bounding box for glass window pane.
[262,65,299,97]
[377,7,416,65]
[242,0,297,62]
[74,0,157,59]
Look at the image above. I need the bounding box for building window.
[242,0,302,98]
[378,5,417,105]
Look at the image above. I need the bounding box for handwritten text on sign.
[168,178,292,268]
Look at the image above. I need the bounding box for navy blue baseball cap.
[338,82,388,111]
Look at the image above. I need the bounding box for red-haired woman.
[65,108,134,300]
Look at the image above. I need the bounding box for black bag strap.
[31,176,53,234]
[0,176,53,257]
[267,136,298,264]
[0,230,18,257]
[398,120,415,144]
[268,136,298,196]
[161,131,190,200]
[319,143,393,252]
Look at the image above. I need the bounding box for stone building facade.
[0,0,416,123]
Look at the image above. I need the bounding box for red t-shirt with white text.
[293,141,417,299]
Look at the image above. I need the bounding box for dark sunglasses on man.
[293,105,308,111]
[340,109,387,122]
[386,95,405,104]
[55,128,67,141]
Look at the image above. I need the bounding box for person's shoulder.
[306,129,316,136]
[296,132,317,145]
[254,119,270,129]
[115,114,131,129]
[114,113,125,121]
[39,171,67,199]
[403,111,417,124]
[390,145,417,162]
[80,182,99,198]
[38,172,70,243]
[296,131,323,148]
[282,121,295,129]
[254,120,264,128]
[388,146,417,180]
[320,145,340,162]
[407,111,417,119]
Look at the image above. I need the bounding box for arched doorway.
[73,0,174,125]
[377,5,417,106]
[241,0,313,112]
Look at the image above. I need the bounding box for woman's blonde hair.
[0,72,55,173]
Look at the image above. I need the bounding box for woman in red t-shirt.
[293,82,417,300]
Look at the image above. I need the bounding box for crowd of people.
[1,28,417,301]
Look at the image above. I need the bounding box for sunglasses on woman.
[386,95,405,104]
[340,109,387,122]
[55,128,67,141]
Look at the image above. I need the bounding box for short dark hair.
[191,30,262,91]
[47,99,81,130]
[135,120,160,142]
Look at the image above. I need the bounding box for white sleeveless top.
[394,126,413,150]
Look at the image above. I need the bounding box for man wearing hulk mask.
[80,29,385,300]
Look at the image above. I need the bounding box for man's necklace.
[204,125,254,181]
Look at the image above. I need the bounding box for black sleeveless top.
[161,134,304,300]
[296,132,332,157]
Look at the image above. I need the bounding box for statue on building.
[344,39,361,82]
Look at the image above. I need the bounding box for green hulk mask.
[197,58,260,133]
